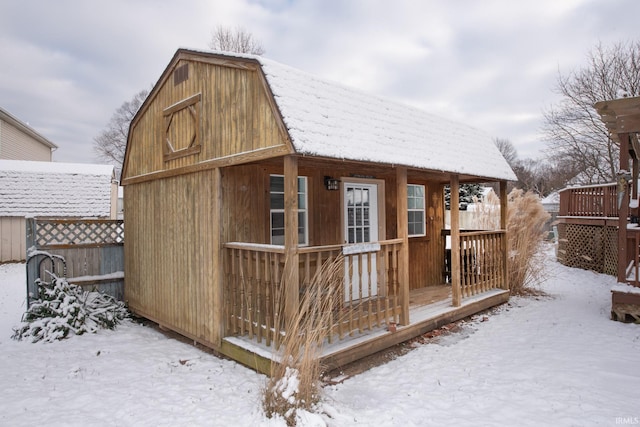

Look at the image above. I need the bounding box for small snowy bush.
[12,274,128,343]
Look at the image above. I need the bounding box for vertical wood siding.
[124,169,220,345]
[125,59,286,180]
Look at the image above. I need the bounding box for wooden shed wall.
[124,168,222,346]
[125,58,287,180]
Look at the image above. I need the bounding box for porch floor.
[221,287,509,374]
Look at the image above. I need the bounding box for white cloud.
[1,0,638,164]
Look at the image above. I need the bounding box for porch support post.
[618,133,630,283]
[211,167,225,345]
[450,174,461,307]
[283,155,300,329]
[500,180,509,291]
[396,166,410,325]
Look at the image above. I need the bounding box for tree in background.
[494,138,580,197]
[543,40,640,184]
[93,89,148,177]
[444,183,483,210]
[208,25,265,55]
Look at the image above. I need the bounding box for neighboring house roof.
[541,191,560,212]
[0,159,114,217]
[0,106,58,150]
[175,49,516,181]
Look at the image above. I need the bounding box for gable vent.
[174,63,189,85]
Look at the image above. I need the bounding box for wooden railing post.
[618,133,631,284]
[500,181,509,291]
[283,155,300,330]
[396,167,410,324]
[450,175,461,307]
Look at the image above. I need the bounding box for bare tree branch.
[208,25,265,55]
[543,40,640,184]
[93,89,148,177]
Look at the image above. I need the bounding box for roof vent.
[174,63,189,85]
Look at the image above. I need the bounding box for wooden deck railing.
[558,183,618,217]
[626,228,640,287]
[223,239,404,348]
[459,231,506,297]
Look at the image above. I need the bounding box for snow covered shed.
[0,159,118,262]
[121,48,516,372]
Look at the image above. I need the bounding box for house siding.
[0,119,52,161]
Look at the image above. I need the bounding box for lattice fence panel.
[34,219,124,247]
[557,223,617,276]
[602,226,618,276]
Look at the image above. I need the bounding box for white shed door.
[344,182,378,300]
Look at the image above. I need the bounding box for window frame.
[269,174,308,246]
[407,184,426,238]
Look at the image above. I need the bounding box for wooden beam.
[396,167,410,325]
[619,133,631,283]
[283,155,299,328]
[450,175,461,307]
[500,181,509,291]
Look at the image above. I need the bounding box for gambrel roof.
[128,48,516,182]
[0,159,115,217]
[255,54,516,181]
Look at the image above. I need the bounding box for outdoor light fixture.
[324,176,340,191]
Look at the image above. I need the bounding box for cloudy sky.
[1,0,638,166]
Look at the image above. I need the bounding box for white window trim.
[270,174,308,246]
[408,184,426,238]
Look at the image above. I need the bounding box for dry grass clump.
[506,189,550,295]
[263,255,348,425]
[472,188,550,295]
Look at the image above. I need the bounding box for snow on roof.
[0,159,115,217]
[541,191,560,205]
[249,53,516,181]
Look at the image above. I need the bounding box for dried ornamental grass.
[471,188,550,295]
[263,254,350,425]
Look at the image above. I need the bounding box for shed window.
[408,184,426,237]
[270,175,308,246]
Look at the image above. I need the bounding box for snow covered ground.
[1,246,639,426]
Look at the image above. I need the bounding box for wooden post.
[396,167,410,325]
[500,180,509,291]
[618,133,630,283]
[211,167,224,345]
[450,175,461,307]
[283,155,300,329]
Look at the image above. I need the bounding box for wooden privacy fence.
[26,218,124,305]
[224,239,403,348]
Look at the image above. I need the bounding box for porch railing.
[626,228,640,287]
[558,183,618,217]
[223,239,403,348]
[459,230,506,297]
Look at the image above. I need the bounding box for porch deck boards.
[221,287,509,374]
[409,285,451,307]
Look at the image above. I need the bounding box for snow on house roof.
[182,49,516,181]
[0,159,115,217]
